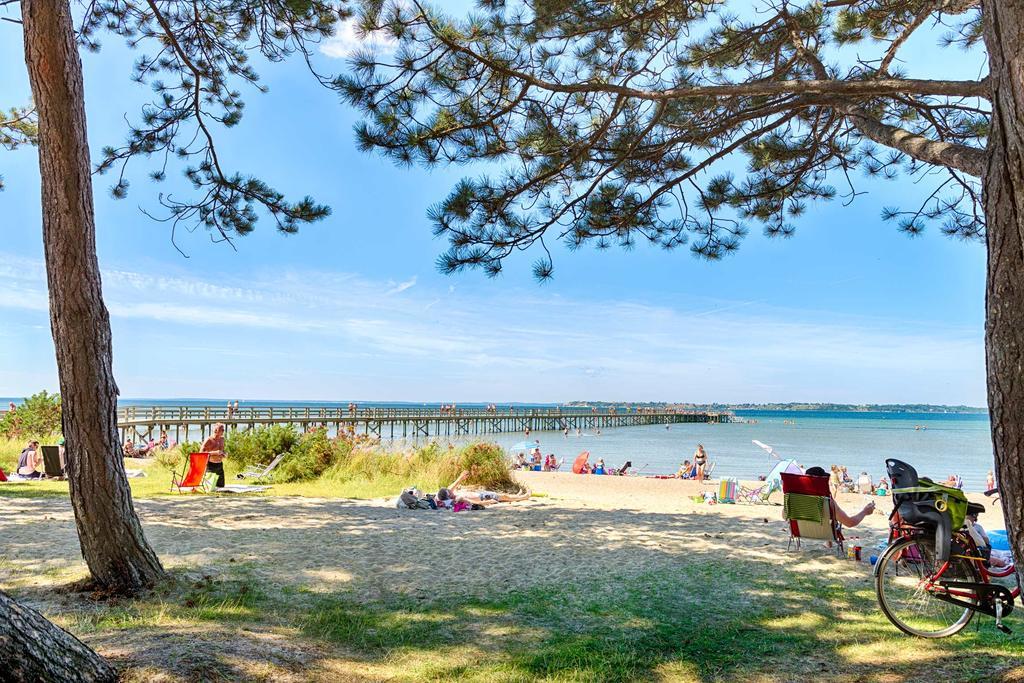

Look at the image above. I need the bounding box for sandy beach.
[0,472,1014,681]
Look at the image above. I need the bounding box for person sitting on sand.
[543,453,559,471]
[804,467,875,527]
[677,460,694,479]
[513,453,528,470]
[16,440,42,478]
[857,471,873,495]
[592,458,606,475]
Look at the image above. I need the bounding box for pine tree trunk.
[0,589,116,682]
[982,1,1024,572]
[21,0,165,593]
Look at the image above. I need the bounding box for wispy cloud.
[386,276,417,295]
[0,251,986,403]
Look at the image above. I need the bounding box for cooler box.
[989,529,1010,552]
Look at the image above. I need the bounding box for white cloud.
[320,18,398,59]
[386,276,417,295]
[0,251,986,404]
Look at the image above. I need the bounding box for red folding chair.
[781,472,845,555]
[0,466,7,482]
[171,452,212,493]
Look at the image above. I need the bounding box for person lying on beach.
[436,470,530,506]
[804,467,875,527]
[965,509,1010,567]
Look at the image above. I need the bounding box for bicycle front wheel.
[875,536,977,638]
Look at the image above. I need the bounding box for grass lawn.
[3,474,1023,682]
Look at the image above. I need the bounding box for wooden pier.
[116,406,732,443]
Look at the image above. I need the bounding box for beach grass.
[0,433,518,501]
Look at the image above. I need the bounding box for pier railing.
[114,405,732,442]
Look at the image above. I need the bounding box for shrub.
[0,391,61,439]
[445,442,522,493]
[154,440,199,471]
[275,429,337,483]
[225,425,301,470]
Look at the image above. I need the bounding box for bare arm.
[448,470,470,491]
[834,501,875,528]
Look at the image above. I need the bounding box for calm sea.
[3,399,992,490]
[475,410,994,491]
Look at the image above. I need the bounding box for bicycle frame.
[888,520,1019,630]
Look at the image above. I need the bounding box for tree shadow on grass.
[5,497,1024,681]
[294,567,1024,683]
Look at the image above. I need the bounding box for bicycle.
[874,459,1020,638]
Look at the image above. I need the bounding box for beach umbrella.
[510,441,537,451]
[752,440,780,459]
[572,451,590,474]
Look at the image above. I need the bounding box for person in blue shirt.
[592,459,606,475]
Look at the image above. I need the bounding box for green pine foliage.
[342,0,988,278]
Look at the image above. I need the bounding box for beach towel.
[215,485,271,493]
[783,492,825,524]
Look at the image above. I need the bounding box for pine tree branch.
[846,110,986,176]
[409,1,988,101]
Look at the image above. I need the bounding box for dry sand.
[0,472,1009,680]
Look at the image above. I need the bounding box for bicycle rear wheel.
[875,536,977,638]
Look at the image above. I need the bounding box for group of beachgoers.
[511,447,563,472]
[395,470,530,511]
[673,444,711,480]
[123,430,174,458]
[825,464,994,497]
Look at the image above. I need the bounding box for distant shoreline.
[2,396,987,415]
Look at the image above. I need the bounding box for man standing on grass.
[201,423,227,488]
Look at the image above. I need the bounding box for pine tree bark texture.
[21,0,165,593]
[0,590,116,682]
[982,0,1024,573]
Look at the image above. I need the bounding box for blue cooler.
[989,529,1011,552]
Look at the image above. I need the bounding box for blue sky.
[0,10,989,405]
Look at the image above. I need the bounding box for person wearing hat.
[57,436,66,471]
[804,466,875,527]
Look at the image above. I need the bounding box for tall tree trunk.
[21,0,165,593]
[982,1,1024,572]
[0,589,116,682]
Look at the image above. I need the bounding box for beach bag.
[894,477,969,531]
[718,478,737,503]
[398,491,420,509]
